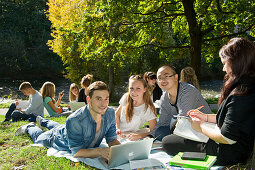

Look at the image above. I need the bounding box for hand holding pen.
[187,105,208,122]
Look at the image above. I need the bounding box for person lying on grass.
[16,81,120,160]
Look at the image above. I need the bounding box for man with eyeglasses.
[150,65,212,141]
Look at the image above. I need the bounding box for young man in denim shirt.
[16,81,120,159]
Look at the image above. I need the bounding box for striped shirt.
[151,82,212,136]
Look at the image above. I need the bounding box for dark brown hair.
[143,71,156,95]
[158,65,177,75]
[19,82,32,91]
[80,74,93,88]
[87,81,109,98]
[218,37,255,105]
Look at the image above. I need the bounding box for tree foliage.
[46,0,255,91]
[0,0,63,78]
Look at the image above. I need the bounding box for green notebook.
[169,152,217,170]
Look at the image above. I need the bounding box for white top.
[119,93,156,132]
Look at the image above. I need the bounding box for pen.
[195,105,204,111]
[173,115,190,119]
[187,105,204,116]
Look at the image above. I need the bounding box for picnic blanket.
[31,140,223,169]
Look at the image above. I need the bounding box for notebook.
[69,102,86,111]
[173,117,217,143]
[99,138,153,168]
[16,101,29,111]
[169,152,217,170]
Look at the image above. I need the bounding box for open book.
[173,117,217,143]
[16,101,29,111]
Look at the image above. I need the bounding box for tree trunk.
[108,55,114,99]
[182,0,202,78]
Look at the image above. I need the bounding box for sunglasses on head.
[149,75,157,80]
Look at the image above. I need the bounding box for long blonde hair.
[40,82,56,104]
[69,83,79,102]
[180,67,200,91]
[125,75,157,122]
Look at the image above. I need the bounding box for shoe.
[36,116,43,128]
[36,116,46,131]
[1,119,11,124]
[15,122,35,136]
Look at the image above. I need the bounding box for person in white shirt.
[2,82,44,123]
[115,75,157,141]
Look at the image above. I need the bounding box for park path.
[0,108,8,115]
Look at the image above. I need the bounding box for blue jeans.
[153,119,177,141]
[26,118,60,147]
[5,103,36,122]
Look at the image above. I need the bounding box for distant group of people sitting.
[1,37,255,167]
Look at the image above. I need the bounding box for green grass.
[0,115,96,170]
[0,102,12,108]
[205,97,218,104]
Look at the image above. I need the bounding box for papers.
[129,159,165,169]
[152,140,162,150]
[16,101,29,111]
[153,100,161,109]
[173,117,217,143]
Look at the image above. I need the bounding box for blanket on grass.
[31,140,223,170]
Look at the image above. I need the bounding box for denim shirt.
[66,106,117,155]
[48,106,117,155]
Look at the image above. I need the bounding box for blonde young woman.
[69,83,79,102]
[41,82,70,117]
[78,74,93,103]
[180,66,200,91]
[115,75,157,141]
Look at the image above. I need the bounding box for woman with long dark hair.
[162,37,255,166]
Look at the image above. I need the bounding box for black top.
[215,92,255,165]
[153,83,163,102]
[78,88,87,104]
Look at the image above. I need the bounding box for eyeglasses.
[149,75,157,80]
[157,74,176,82]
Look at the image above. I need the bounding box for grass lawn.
[0,115,96,170]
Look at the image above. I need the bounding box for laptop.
[69,102,86,111]
[99,138,153,168]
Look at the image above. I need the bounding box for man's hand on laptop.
[99,148,110,161]
[126,133,142,141]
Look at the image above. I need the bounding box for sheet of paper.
[173,118,217,143]
[129,158,165,169]
[16,101,29,110]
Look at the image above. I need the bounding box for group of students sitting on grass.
[2,37,255,167]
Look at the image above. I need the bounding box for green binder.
[169,152,217,170]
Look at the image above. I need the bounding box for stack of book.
[169,152,217,170]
